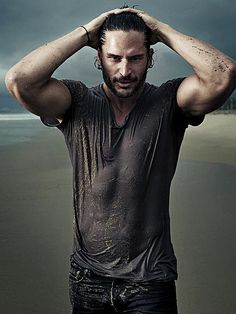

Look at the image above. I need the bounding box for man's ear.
[95,49,102,70]
[148,48,154,68]
[97,49,101,61]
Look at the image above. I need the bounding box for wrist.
[80,26,92,45]
[64,26,89,50]
[153,22,171,43]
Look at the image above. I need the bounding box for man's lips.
[115,78,136,87]
[116,81,133,88]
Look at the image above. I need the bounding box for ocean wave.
[0,113,39,121]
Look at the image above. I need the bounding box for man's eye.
[113,56,121,61]
[130,56,142,61]
[108,56,121,62]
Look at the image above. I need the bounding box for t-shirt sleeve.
[40,79,89,133]
[161,78,205,128]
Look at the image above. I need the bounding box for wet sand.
[173,114,236,314]
[0,114,235,313]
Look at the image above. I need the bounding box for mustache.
[114,75,137,83]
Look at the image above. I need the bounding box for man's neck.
[102,83,144,115]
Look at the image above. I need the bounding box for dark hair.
[98,12,152,51]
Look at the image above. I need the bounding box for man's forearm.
[155,22,235,86]
[6,27,88,92]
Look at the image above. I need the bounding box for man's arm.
[5,9,124,120]
[129,8,236,116]
[5,28,87,119]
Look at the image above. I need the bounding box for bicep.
[18,78,71,119]
[177,74,232,115]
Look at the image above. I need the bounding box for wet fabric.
[69,260,178,313]
[41,78,204,282]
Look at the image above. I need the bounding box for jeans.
[69,260,178,314]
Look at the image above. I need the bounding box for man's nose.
[119,60,131,77]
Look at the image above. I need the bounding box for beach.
[172,114,236,314]
[0,114,235,314]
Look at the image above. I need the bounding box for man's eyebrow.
[106,53,121,57]
[128,54,145,58]
[106,53,145,58]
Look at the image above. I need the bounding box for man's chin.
[114,90,135,98]
[115,89,133,98]
[113,84,139,98]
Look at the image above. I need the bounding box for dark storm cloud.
[1,0,235,94]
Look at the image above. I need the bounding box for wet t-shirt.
[41,78,204,282]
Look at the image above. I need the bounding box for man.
[5,7,236,314]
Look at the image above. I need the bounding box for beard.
[101,61,148,98]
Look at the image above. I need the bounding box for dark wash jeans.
[69,260,178,314]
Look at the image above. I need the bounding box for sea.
[0,94,45,147]
[0,94,37,116]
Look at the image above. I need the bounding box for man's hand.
[83,7,164,49]
[118,8,163,45]
[84,8,128,49]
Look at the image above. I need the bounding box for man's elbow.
[5,69,36,107]
[218,60,236,92]
[5,69,26,98]
[208,60,236,109]
[228,60,236,87]
[5,69,18,95]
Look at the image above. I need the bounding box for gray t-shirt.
[42,78,204,282]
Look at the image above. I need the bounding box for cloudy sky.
[1,0,236,98]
